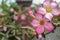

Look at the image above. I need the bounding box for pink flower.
[28,8,35,18]
[20,14,26,21]
[13,15,19,21]
[31,13,54,35]
[37,0,60,21]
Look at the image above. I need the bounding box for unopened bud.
[3,26,7,32]
[21,14,26,21]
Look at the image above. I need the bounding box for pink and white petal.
[43,0,51,8]
[44,13,53,21]
[37,7,46,15]
[51,1,58,8]
[35,13,43,21]
[44,17,50,22]
[31,19,40,28]
[52,9,60,16]
[28,8,33,15]
[45,22,54,32]
[35,26,44,34]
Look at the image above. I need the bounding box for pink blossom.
[37,0,60,21]
[13,15,19,21]
[28,8,35,18]
[31,13,54,35]
[20,14,26,21]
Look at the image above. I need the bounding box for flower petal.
[35,13,42,21]
[31,19,40,28]
[37,7,46,15]
[52,9,60,16]
[45,22,54,32]
[43,0,51,8]
[35,26,44,34]
[51,1,58,8]
[28,8,34,15]
[44,13,53,21]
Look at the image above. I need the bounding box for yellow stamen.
[46,7,52,13]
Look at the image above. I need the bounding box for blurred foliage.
[52,16,60,27]
[0,0,35,40]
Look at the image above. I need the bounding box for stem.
[22,30,25,40]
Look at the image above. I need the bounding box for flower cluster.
[28,0,60,38]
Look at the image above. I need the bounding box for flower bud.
[10,8,14,12]
[28,8,35,18]
[20,14,26,21]
[3,25,7,32]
